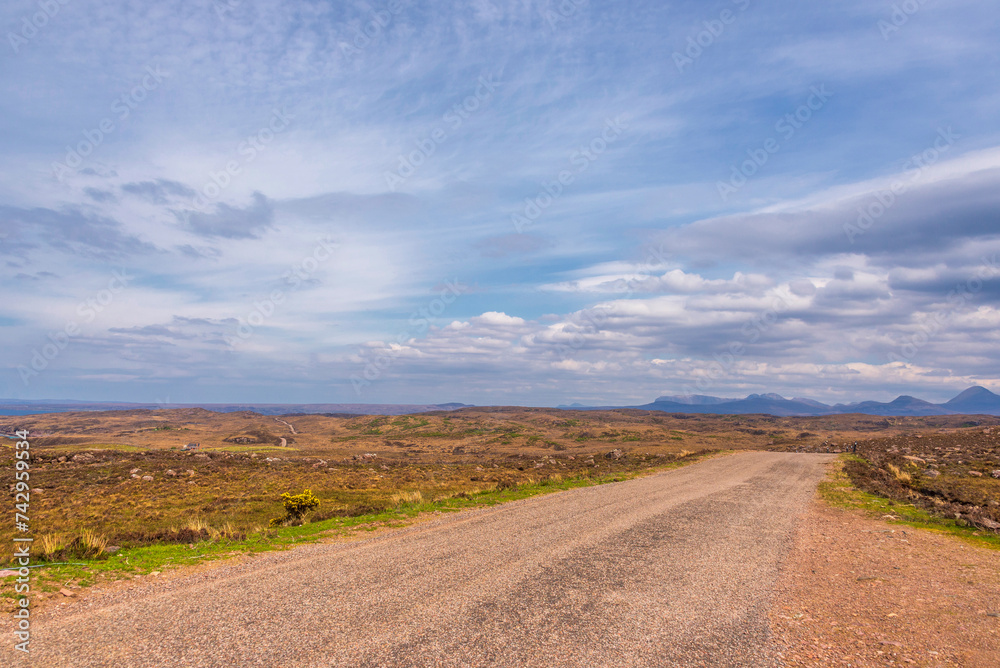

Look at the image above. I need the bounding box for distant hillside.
[631,394,836,417]
[0,400,472,417]
[624,386,1000,417]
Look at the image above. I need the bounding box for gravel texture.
[7,451,833,667]
[769,498,1000,667]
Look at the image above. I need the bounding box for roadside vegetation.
[0,441,713,611]
[840,428,1000,532]
[820,455,1000,551]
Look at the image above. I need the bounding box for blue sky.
[1,0,999,406]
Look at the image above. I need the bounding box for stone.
[165,470,177,476]
[57,456,67,463]
[58,588,77,598]
[924,469,940,477]
[969,471,983,477]
[605,449,624,460]
[991,470,1000,479]
[902,455,926,464]
[186,470,196,476]
[141,475,154,482]
[72,453,95,463]
[130,468,141,474]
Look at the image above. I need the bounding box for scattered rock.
[104,546,120,554]
[186,470,196,477]
[58,588,77,598]
[57,456,67,463]
[130,468,141,474]
[969,471,983,477]
[194,453,209,459]
[991,470,1000,479]
[130,474,140,479]
[605,449,624,460]
[72,453,95,463]
[312,460,327,468]
[141,475,154,482]
[924,469,940,477]
[165,469,177,476]
[31,488,42,494]
[903,455,926,464]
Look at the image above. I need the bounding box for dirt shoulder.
[769,477,1000,666]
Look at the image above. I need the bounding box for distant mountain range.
[560,386,1000,417]
[0,400,471,417]
[5,387,1000,418]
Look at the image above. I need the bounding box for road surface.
[10,451,833,667]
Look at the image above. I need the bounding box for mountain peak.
[943,385,1000,412]
[746,393,785,401]
[948,385,997,401]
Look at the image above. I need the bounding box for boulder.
[605,449,624,460]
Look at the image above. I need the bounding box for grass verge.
[819,455,1000,551]
[1,449,726,610]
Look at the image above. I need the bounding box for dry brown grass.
[389,491,424,505]
[886,463,912,484]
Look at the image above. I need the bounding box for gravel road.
[10,451,833,667]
